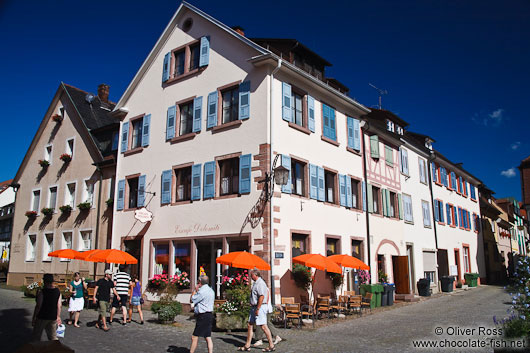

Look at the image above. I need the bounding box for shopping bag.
[57,323,66,338]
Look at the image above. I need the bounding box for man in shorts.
[92,269,119,331]
[190,275,215,353]
[110,265,131,325]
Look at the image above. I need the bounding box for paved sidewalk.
[0,285,515,353]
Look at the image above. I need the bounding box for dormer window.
[396,126,404,135]
[386,120,395,132]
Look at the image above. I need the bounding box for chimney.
[97,83,110,103]
[232,26,245,36]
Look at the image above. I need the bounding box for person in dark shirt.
[32,273,62,341]
[92,269,119,331]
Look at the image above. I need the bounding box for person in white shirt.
[190,275,215,353]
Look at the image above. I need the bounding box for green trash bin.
[464,273,479,287]
[360,284,385,308]
[373,284,384,307]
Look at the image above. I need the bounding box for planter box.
[215,313,248,330]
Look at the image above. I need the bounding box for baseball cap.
[105,269,113,275]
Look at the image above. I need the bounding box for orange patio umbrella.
[83,249,138,265]
[48,249,82,279]
[328,254,369,270]
[292,253,342,274]
[73,249,103,260]
[216,251,270,270]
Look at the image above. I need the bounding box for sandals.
[73,324,80,328]
[262,347,276,352]
[102,327,110,332]
[237,347,251,351]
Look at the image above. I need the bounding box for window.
[174,49,185,76]
[462,179,468,197]
[385,146,393,167]
[450,172,457,190]
[372,186,381,214]
[219,158,239,195]
[111,132,119,151]
[43,233,53,261]
[292,233,308,258]
[386,120,395,132]
[66,139,74,158]
[463,246,470,273]
[422,200,432,227]
[173,242,191,276]
[44,145,52,162]
[291,159,306,196]
[65,183,76,208]
[351,240,362,260]
[79,230,91,251]
[370,135,379,158]
[128,177,139,208]
[470,185,476,200]
[324,170,337,203]
[431,162,438,184]
[131,119,143,149]
[402,194,413,223]
[419,158,427,184]
[179,101,194,136]
[48,186,57,210]
[377,254,386,279]
[291,91,303,127]
[434,199,445,223]
[222,86,239,124]
[351,178,360,209]
[32,190,41,212]
[83,180,94,205]
[322,103,336,141]
[399,147,408,174]
[189,43,200,71]
[154,243,169,275]
[174,166,192,202]
[388,191,397,218]
[424,271,436,284]
[326,237,339,256]
[26,235,36,261]
[473,213,480,232]
[396,126,404,135]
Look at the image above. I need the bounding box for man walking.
[32,274,62,341]
[240,269,275,352]
[190,275,215,353]
[110,265,131,325]
[93,269,119,331]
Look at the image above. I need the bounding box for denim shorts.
[131,296,142,306]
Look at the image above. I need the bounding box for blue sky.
[1,0,529,199]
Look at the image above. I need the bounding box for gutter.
[360,121,372,281]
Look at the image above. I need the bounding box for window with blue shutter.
[446,204,451,225]
[121,122,129,153]
[166,105,176,140]
[362,181,367,211]
[370,135,379,158]
[470,184,476,199]
[347,117,354,149]
[117,179,125,210]
[382,189,388,216]
[282,82,292,122]
[322,104,336,140]
[199,36,210,67]
[207,91,218,128]
[439,200,444,223]
[192,97,202,133]
[203,162,215,198]
[431,162,437,183]
[191,164,201,200]
[307,95,315,132]
[339,174,346,206]
[137,175,146,207]
[450,172,456,189]
[162,52,171,83]
[454,206,458,227]
[434,200,440,222]
[353,118,361,151]
[161,170,172,204]
[281,155,291,194]
[317,166,325,201]
[398,194,403,219]
[385,146,393,166]
[309,164,318,199]
[142,115,151,147]
[367,183,373,213]
[346,176,353,208]
[239,154,251,193]
[239,81,250,120]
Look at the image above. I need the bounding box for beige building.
[8,83,118,286]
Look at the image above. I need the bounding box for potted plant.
[358,269,371,285]
[378,269,388,283]
[215,277,251,330]
[59,205,72,214]
[330,272,343,289]
[25,210,37,218]
[77,202,91,211]
[51,114,63,123]
[41,207,54,217]
[22,281,43,298]
[292,263,312,290]
[150,293,182,324]
[59,153,72,163]
[38,160,50,168]
[105,198,114,207]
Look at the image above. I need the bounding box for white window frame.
[463,247,470,273]
[386,120,395,132]
[47,185,59,211]
[108,176,116,200]
[83,178,95,206]
[42,233,54,262]
[418,157,427,184]
[44,143,53,164]
[26,234,37,262]
[422,200,432,228]
[31,188,42,212]
[61,231,73,261]
[403,193,414,223]
[78,229,92,251]
[64,181,77,208]
[399,147,409,176]
[65,136,75,159]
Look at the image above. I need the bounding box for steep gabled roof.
[63,84,116,130]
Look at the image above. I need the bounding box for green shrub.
[504,317,530,338]
[292,264,312,290]
[158,306,176,322]
[151,301,162,314]
[330,272,343,289]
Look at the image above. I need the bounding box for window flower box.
[59,153,72,163]
[51,114,63,123]
[59,205,72,214]
[41,207,54,216]
[77,202,91,211]
[25,211,38,218]
[38,160,50,168]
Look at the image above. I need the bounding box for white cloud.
[511,141,521,150]
[501,168,517,178]
[473,108,505,127]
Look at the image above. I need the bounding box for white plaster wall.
[0,187,15,207]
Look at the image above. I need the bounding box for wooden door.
[392,256,410,294]
[437,249,449,279]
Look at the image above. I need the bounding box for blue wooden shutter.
[431,162,437,183]
[470,185,476,199]
[282,82,292,122]
[281,155,291,194]
[207,91,218,128]
[117,179,125,210]
[330,107,336,140]
[439,200,444,223]
[446,204,451,225]
[382,189,388,216]
[339,174,346,206]
[191,164,201,200]
[353,118,361,150]
[161,170,171,205]
[317,166,325,201]
[434,200,440,222]
[137,175,146,207]
[239,81,250,120]
[362,181,367,211]
[346,176,352,208]
[385,189,391,217]
[142,114,151,147]
[192,97,202,133]
[309,164,318,200]
[199,36,210,67]
[454,206,458,227]
[367,183,373,213]
[451,172,456,189]
[347,117,354,148]
[370,135,379,158]
[166,105,176,140]
[203,162,215,198]
[239,154,251,194]
[121,122,129,153]
[322,104,330,138]
[162,52,170,83]
[398,194,403,219]
[307,95,315,132]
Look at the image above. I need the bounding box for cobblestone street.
[1,285,517,353]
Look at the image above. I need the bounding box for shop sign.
[174,223,221,235]
[134,208,153,223]
[449,265,458,276]
[274,252,284,259]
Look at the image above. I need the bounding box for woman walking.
[67,272,87,327]
[127,274,144,324]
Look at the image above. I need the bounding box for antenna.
[369,83,388,109]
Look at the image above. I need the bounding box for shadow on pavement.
[0,308,32,353]
[167,345,189,352]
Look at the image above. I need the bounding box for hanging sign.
[134,207,153,223]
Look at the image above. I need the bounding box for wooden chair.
[344,291,355,296]
[299,294,309,306]
[284,303,302,329]
[316,297,331,319]
[86,288,95,309]
[330,295,349,316]
[348,295,362,315]
[281,297,295,304]
[301,303,315,328]
[361,292,373,313]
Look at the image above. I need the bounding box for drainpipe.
[7,183,20,278]
[360,122,372,282]
[269,58,282,306]
[93,165,103,279]
[427,153,439,250]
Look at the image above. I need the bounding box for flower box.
[25,211,37,218]
[51,114,63,123]
[77,202,91,211]
[215,312,248,330]
[59,153,72,163]
[41,207,54,216]
[38,160,50,168]
[59,205,72,214]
